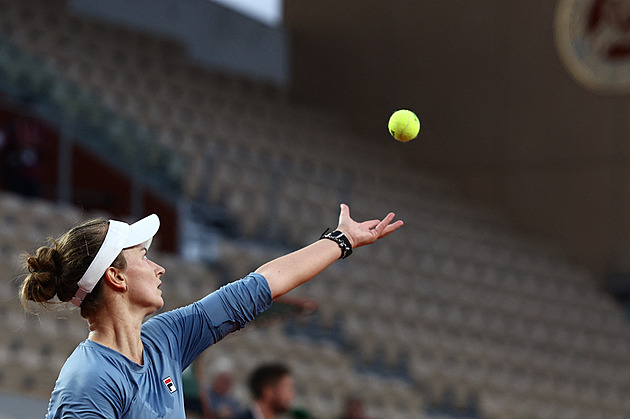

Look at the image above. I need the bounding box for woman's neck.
[87,305,145,365]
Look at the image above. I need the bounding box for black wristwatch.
[320,228,353,259]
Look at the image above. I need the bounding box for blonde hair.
[19,218,127,318]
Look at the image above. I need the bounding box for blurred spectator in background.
[205,356,243,419]
[183,352,243,419]
[182,353,208,418]
[236,363,295,419]
[338,397,371,419]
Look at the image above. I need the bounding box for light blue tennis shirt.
[47,273,273,419]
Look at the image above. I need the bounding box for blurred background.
[1,0,630,417]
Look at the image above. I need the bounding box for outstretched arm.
[255,204,403,299]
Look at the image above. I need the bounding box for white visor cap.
[71,214,160,307]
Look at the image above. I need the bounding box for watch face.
[554,0,630,94]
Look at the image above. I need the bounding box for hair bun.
[24,246,62,302]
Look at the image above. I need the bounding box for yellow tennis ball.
[388,109,420,142]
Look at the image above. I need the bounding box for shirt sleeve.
[141,272,273,370]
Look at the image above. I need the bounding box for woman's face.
[121,245,165,314]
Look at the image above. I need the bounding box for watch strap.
[320,228,353,259]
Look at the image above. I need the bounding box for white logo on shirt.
[162,376,177,394]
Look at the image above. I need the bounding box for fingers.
[362,219,381,230]
[359,214,396,231]
[373,212,396,235]
[364,212,403,241]
[380,219,405,238]
[372,214,403,241]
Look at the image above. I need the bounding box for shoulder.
[48,341,134,417]
[58,341,130,383]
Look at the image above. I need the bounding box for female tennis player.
[20,204,403,418]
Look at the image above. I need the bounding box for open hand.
[336,203,404,248]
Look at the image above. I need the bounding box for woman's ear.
[103,266,127,293]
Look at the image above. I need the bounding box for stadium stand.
[1,1,630,418]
